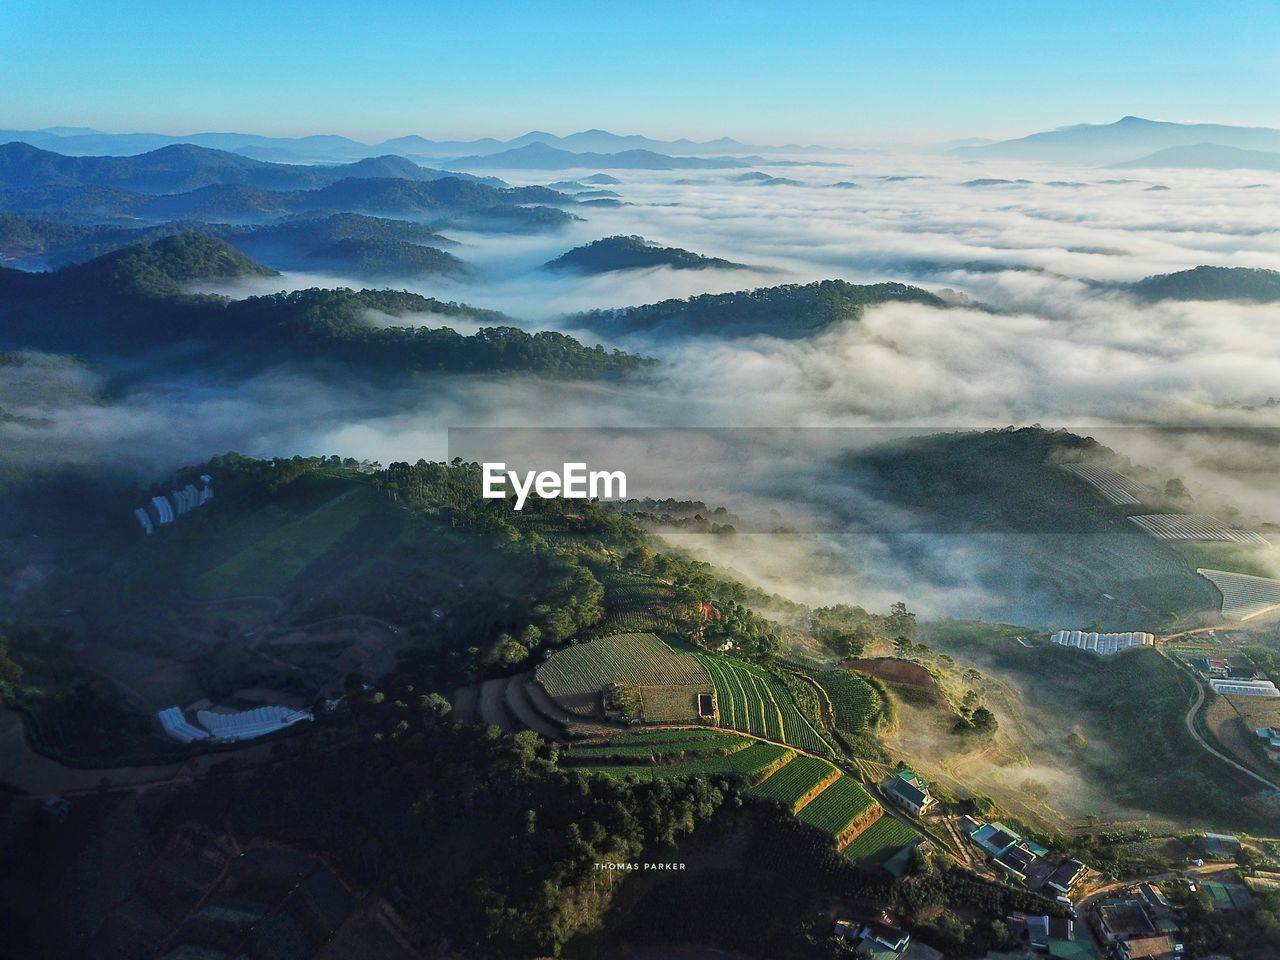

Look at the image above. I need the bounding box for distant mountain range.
[444,143,748,171]
[0,145,581,230]
[0,126,835,163]
[0,142,502,194]
[1112,143,1280,172]
[954,116,1280,165]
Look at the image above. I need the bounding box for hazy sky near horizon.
[3,0,1279,145]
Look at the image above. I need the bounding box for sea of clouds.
[5,152,1279,620]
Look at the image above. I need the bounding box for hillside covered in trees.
[545,234,751,273]
[569,279,949,338]
[1130,265,1280,302]
[0,234,649,378]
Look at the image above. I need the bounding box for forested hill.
[545,234,751,273]
[0,212,461,275]
[1129,265,1280,303]
[568,278,947,338]
[0,234,650,378]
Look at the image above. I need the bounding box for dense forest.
[545,234,749,273]
[1130,264,1280,302]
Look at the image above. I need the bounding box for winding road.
[1174,657,1280,793]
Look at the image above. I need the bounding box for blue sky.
[3,0,1278,144]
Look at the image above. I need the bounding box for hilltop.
[568,278,948,338]
[304,236,466,277]
[1130,265,1280,302]
[544,235,751,274]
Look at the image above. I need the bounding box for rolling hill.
[0,233,649,378]
[544,235,751,274]
[567,278,947,338]
[1112,142,1280,171]
[1129,265,1280,302]
[304,236,467,277]
[0,141,501,194]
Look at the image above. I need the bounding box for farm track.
[1176,661,1280,793]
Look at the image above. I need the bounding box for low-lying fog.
[6,153,1280,623]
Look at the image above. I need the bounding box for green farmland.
[795,775,880,840]
[697,654,834,756]
[573,741,792,782]
[811,669,882,734]
[749,754,839,811]
[841,816,922,864]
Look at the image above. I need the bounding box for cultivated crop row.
[564,731,750,763]
[813,669,881,733]
[697,654,834,756]
[537,633,710,698]
[794,775,879,837]
[575,742,793,782]
[840,815,921,864]
[750,754,839,811]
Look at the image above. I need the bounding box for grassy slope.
[847,430,1220,630]
[192,486,375,598]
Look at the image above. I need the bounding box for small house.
[883,769,935,817]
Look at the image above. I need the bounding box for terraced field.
[794,775,881,843]
[574,741,792,782]
[812,669,882,733]
[750,754,840,811]
[697,654,834,755]
[563,730,751,764]
[840,815,922,864]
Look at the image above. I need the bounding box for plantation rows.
[750,754,839,810]
[840,816,922,864]
[794,775,879,837]
[575,742,792,782]
[537,633,710,698]
[594,611,677,635]
[697,654,834,756]
[812,669,882,733]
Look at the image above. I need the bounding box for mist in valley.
[5,153,1280,625]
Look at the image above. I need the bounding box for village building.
[1201,832,1241,858]
[883,768,935,817]
[833,916,912,958]
[1045,858,1086,896]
